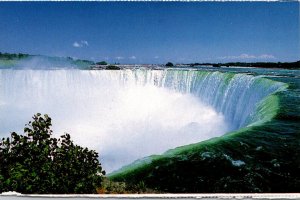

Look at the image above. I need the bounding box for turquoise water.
[108,66,300,192]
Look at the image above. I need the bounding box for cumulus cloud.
[219,53,275,60]
[73,40,89,48]
[238,54,256,59]
[129,56,136,59]
[115,56,124,60]
[73,42,81,48]
[81,40,89,46]
[259,54,275,59]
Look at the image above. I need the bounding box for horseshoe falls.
[0,67,299,192]
[0,69,288,174]
[108,68,300,193]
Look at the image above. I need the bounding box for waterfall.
[161,70,286,129]
[0,69,286,172]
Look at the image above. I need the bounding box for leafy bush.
[98,178,127,194]
[0,113,105,194]
[97,178,158,194]
[165,62,174,67]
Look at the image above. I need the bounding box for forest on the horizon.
[1,52,299,69]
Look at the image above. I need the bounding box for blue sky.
[0,2,299,64]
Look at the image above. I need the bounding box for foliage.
[212,64,221,67]
[97,178,127,194]
[96,61,108,65]
[0,52,29,60]
[189,61,300,69]
[165,62,174,67]
[97,178,158,194]
[0,52,94,69]
[0,113,105,194]
[106,65,121,70]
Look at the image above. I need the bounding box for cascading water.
[0,69,286,172]
[162,70,286,129]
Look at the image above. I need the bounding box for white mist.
[0,69,228,172]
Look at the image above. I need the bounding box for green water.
[109,67,300,193]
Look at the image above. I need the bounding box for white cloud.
[115,56,124,60]
[219,53,276,60]
[73,40,89,48]
[259,54,275,59]
[73,42,81,48]
[238,54,256,59]
[81,40,89,46]
[154,56,159,59]
[129,56,136,59]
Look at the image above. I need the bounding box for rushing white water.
[0,69,228,172]
[0,69,285,172]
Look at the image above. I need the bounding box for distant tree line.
[0,52,29,60]
[1,52,299,69]
[0,52,95,68]
[165,62,174,67]
[66,56,94,65]
[189,61,300,69]
[163,61,300,69]
[96,61,108,65]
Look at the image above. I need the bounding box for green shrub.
[165,62,174,67]
[98,178,127,194]
[97,179,158,194]
[0,113,105,194]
